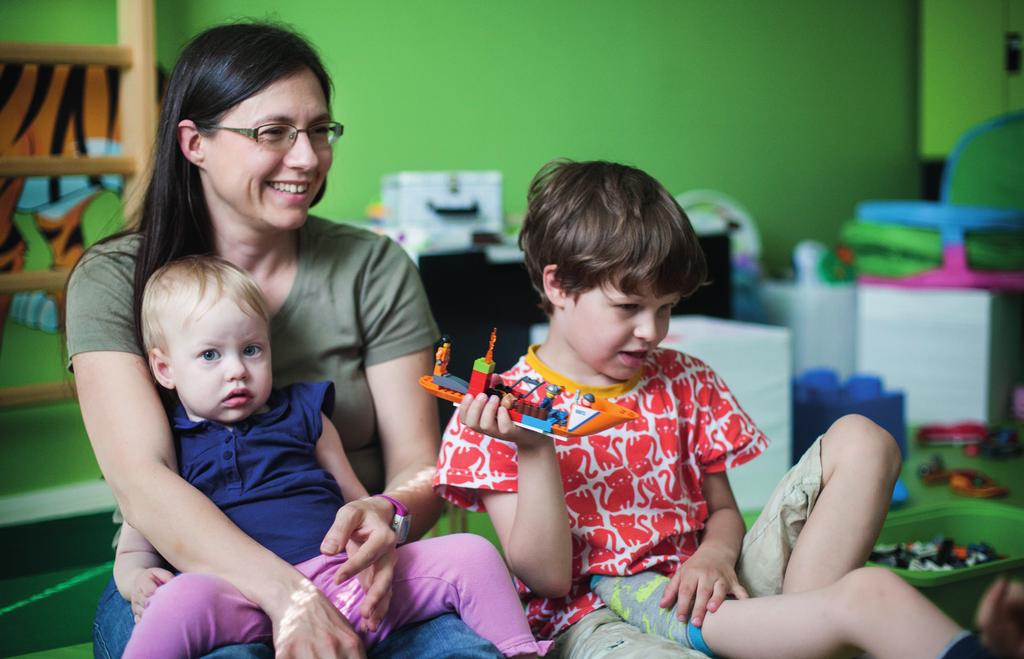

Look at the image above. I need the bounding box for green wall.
[0,0,920,496]
[177,0,920,271]
[3,0,920,271]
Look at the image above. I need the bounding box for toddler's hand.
[130,567,174,622]
[660,547,748,627]
[458,392,549,449]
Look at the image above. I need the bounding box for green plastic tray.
[869,501,1024,627]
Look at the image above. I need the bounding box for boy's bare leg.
[783,414,901,594]
[702,567,961,659]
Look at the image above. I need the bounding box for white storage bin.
[856,285,1022,423]
[761,280,858,379]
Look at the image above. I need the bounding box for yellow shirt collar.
[524,345,642,399]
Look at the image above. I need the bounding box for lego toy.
[916,456,1009,497]
[419,328,639,438]
[870,537,1003,571]
[962,427,1022,459]
[890,478,909,508]
[948,469,1009,498]
[433,334,453,377]
[537,384,569,426]
[916,422,1021,457]
[792,369,905,463]
[917,454,951,485]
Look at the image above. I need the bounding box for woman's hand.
[320,496,398,630]
[659,545,749,627]
[458,392,550,451]
[129,567,174,622]
[272,579,367,659]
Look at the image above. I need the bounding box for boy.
[434,160,993,658]
[115,255,548,658]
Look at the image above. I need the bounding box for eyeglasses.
[205,121,344,150]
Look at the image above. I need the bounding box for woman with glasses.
[66,22,502,659]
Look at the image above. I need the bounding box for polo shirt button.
[223,451,232,460]
[224,437,230,443]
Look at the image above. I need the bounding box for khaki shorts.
[551,438,825,658]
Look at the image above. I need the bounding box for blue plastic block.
[519,415,554,433]
[792,368,906,464]
[891,478,909,508]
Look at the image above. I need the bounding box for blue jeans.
[93,576,501,658]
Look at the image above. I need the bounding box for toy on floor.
[962,427,1021,459]
[918,454,951,485]
[916,421,989,446]
[419,329,639,438]
[916,456,1009,497]
[890,478,909,507]
[917,422,1022,457]
[870,536,1003,571]
[949,469,1009,498]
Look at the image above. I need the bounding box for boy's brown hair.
[519,159,707,314]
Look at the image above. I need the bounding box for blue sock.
[686,622,715,657]
[938,631,996,659]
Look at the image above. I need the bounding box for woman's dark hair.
[128,22,332,350]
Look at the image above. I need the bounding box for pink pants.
[123,534,547,657]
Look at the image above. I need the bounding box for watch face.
[393,515,411,543]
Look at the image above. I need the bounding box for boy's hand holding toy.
[459,392,553,452]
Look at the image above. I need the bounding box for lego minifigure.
[433,334,453,377]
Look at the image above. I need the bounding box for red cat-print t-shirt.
[434,346,768,639]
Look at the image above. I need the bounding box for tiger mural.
[0,61,160,340]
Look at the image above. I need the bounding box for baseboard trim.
[0,479,115,527]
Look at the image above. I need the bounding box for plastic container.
[868,502,1024,627]
[792,368,906,463]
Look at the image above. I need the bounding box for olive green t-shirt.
[66,217,439,493]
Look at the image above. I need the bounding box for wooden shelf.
[0,41,133,68]
[0,155,136,178]
[0,1,152,416]
[0,269,70,295]
[0,381,77,409]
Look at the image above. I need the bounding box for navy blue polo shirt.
[174,381,344,564]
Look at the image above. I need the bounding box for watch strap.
[373,493,408,516]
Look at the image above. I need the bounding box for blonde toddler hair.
[141,255,269,352]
